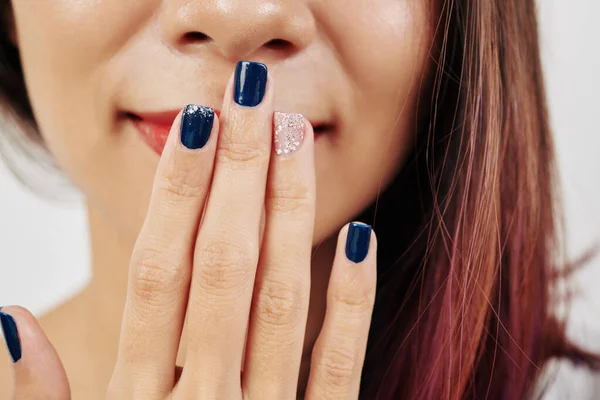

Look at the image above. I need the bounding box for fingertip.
[369,224,378,249]
[1,305,37,323]
[0,308,21,364]
[1,305,51,366]
[302,115,315,145]
[1,306,50,361]
[1,306,70,398]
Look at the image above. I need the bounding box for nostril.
[265,38,292,50]
[182,31,211,44]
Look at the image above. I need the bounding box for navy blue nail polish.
[0,312,21,363]
[345,223,372,263]
[234,61,268,107]
[180,104,214,150]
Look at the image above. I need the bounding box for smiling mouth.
[123,109,334,156]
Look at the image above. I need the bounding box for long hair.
[356,0,599,398]
[0,0,597,399]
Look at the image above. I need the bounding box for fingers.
[179,61,272,396]
[242,114,316,399]
[112,105,219,397]
[305,223,377,400]
[1,306,70,400]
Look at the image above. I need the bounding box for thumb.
[1,306,70,400]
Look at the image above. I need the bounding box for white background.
[1,1,599,397]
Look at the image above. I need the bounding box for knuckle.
[255,277,308,328]
[268,180,313,214]
[218,119,269,165]
[218,140,268,164]
[314,345,357,389]
[156,166,205,200]
[195,238,256,293]
[129,247,187,305]
[330,284,375,315]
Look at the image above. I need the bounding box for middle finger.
[179,61,272,396]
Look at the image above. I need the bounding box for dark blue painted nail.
[0,312,21,363]
[345,223,372,263]
[234,61,268,107]
[180,104,214,150]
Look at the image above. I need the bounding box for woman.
[0,0,596,398]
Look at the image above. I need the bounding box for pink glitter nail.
[274,112,305,156]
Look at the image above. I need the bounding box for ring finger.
[242,113,316,399]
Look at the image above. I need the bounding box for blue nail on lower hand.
[0,312,22,363]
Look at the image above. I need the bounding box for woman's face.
[8,0,434,244]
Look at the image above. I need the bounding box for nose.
[159,0,316,61]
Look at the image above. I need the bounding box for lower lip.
[131,116,326,156]
[132,118,171,155]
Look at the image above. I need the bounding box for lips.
[127,109,331,156]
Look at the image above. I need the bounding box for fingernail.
[274,112,305,156]
[345,222,372,263]
[180,104,215,150]
[234,61,268,107]
[0,312,22,363]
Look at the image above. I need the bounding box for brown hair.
[0,0,597,398]
[357,0,600,398]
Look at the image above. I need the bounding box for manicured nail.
[345,222,372,263]
[0,312,21,363]
[180,104,214,150]
[234,61,268,107]
[274,112,305,156]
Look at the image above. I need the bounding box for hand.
[1,61,377,399]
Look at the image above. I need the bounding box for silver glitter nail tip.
[274,112,305,156]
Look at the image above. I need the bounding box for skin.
[0,0,435,398]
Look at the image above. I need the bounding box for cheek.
[11,1,160,238]
[312,2,434,240]
[326,0,434,159]
[331,1,433,99]
[10,1,156,186]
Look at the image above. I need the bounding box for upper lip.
[126,108,333,131]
